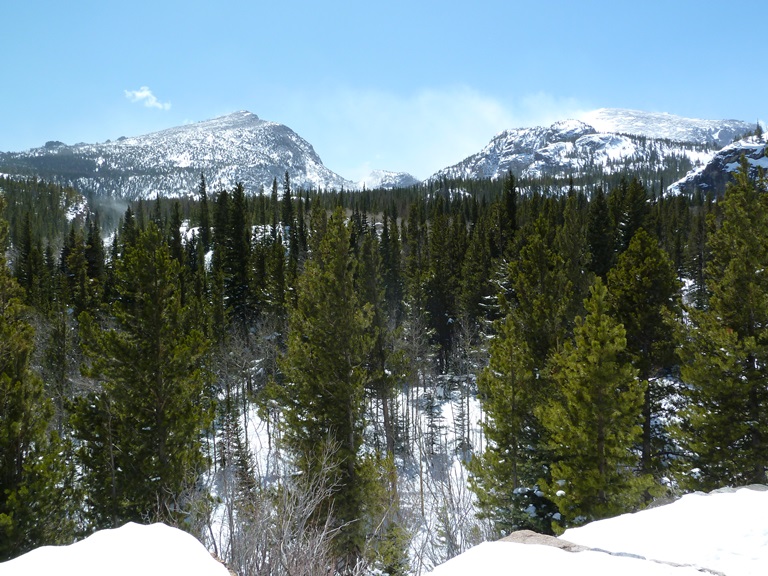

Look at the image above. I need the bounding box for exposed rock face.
[669,137,767,196]
[500,530,588,553]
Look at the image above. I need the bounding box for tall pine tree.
[539,278,649,526]
[0,199,75,559]
[279,207,376,569]
[678,159,768,488]
[72,222,213,527]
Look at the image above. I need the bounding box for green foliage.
[677,160,768,488]
[539,278,650,526]
[72,222,213,527]
[468,313,556,534]
[279,207,375,565]
[506,215,571,368]
[607,228,681,473]
[3,163,765,556]
[0,198,75,559]
[587,186,614,277]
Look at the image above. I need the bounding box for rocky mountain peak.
[0,111,355,199]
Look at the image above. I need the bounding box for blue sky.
[2,0,765,181]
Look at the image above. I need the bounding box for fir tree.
[678,159,768,488]
[198,173,211,251]
[539,278,649,526]
[72,222,213,527]
[607,228,680,474]
[279,207,375,568]
[468,312,557,534]
[0,200,75,558]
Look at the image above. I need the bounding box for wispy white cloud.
[283,87,587,181]
[124,86,171,111]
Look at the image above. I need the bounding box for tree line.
[1,163,766,573]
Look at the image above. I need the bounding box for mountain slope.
[358,169,420,190]
[580,108,754,147]
[0,111,355,199]
[668,136,768,195]
[428,118,715,183]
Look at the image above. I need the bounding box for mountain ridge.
[0,108,757,199]
[0,111,356,199]
[428,109,755,188]
[579,108,753,147]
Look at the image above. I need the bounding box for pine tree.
[198,173,211,251]
[459,213,493,324]
[539,278,649,526]
[678,159,768,488]
[684,192,711,310]
[506,215,570,370]
[607,228,680,474]
[554,192,592,331]
[0,199,75,559]
[587,186,615,278]
[72,222,213,527]
[279,207,375,568]
[468,312,557,534]
[225,183,253,327]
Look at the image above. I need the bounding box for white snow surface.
[431,485,768,576]
[356,169,420,190]
[428,112,721,183]
[4,478,767,576]
[0,522,230,576]
[580,108,753,146]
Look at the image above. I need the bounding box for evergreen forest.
[1,162,767,575]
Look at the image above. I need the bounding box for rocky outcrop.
[669,137,768,196]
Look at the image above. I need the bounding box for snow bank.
[431,485,768,576]
[563,485,768,576]
[428,540,704,576]
[0,522,230,576]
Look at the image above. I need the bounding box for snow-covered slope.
[0,111,355,199]
[428,109,754,184]
[358,169,420,190]
[580,108,754,147]
[431,485,768,576]
[669,136,768,195]
[429,117,715,183]
[0,522,230,576]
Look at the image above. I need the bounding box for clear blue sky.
[1,0,765,181]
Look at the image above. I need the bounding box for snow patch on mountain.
[357,169,420,190]
[668,135,768,195]
[429,116,715,183]
[1,111,356,199]
[580,108,754,146]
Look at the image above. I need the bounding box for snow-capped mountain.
[0,111,355,199]
[580,108,754,147]
[428,118,716,183]
[668,135,767,195]
[357,169,420,190]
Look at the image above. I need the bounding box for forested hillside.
[1,162,767,574]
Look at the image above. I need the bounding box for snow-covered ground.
[3,485,766,575]
[0,522,230,576]
[431,485,768,576]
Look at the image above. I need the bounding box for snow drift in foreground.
[431,485,768,576]
[3,486,766,575]
[0,522,230,576]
